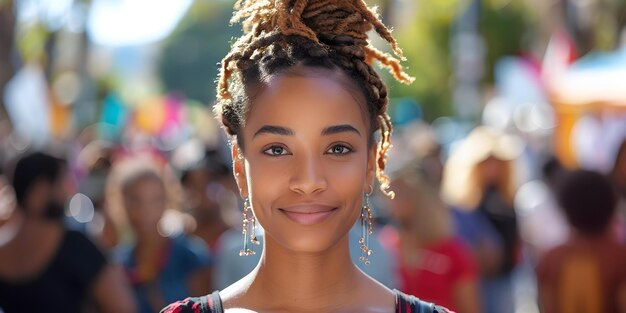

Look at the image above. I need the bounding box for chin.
[264,221,353,254]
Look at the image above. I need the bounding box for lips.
[279,204,337,225]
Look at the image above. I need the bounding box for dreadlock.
[215,0,414,198]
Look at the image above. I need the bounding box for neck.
[136,230,168,248]
[12,211,62,245]
[245,233,362,311]
[570,227,617,242]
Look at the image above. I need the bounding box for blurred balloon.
[68,193,95,224]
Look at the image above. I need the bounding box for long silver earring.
[359,186,374,265]
[239,198,260,256]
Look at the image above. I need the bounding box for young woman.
[441,126,522,313]
[112,162,213,313]
[163,0,452,312]
[383,163,480,313]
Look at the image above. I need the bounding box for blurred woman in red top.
[382,161,481,313]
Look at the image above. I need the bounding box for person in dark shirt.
[441,126,522,313]
[610,139,626,242]
[0,152,136,313]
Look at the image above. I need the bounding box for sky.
[17,0,194,46]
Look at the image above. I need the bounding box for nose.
[289,154,328,195]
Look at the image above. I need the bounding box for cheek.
[326,157,369,201]
[244,158,286,201]
[124,205,142,227]
[389,198,408,217]
[125,201,160,227]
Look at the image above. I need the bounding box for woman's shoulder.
[162,289,452,313]
[160,296,206,313]
[394,289,454,313]
[161,291,222,313]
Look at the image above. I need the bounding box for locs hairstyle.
[214,0,414,198]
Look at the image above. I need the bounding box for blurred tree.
[387,0,461,120]
[158,0,241,105]
[0,0,15,126]
[479,0,533,83]
[567,0,626,53]
[387,0,533,121]
[159,0,534,121]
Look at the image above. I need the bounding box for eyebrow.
[253,124,361,138]
[321,124,361,137]
[253,125,294,138]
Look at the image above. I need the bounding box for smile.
[278,205,338,225]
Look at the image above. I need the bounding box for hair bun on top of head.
[223,0,413,90]
[216,0,414,198]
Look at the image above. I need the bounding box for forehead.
[245,71,370,132]
[125,176,163,192]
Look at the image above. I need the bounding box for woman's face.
[478,156,506,187]
[123,177,166,237]
[233,69,376,253]
[388,179,417,221]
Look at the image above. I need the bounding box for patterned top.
[115,234,213,313]
[161,289,453,313]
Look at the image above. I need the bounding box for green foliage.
[388,0,533,121]
[479,0,532,83]
[16,23,49,63]
[158,0,241,104]
[159,0,534,119]
[387,0,460,121]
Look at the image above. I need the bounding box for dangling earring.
[239,197,260,256]
[359,186,374,265]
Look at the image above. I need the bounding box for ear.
[365,144,377,194]
[231,143,249,198]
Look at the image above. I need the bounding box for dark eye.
[327,144,352,155]
[263,145,290,156]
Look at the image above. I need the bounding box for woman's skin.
[220,67,395,313]
[124,177,212,303]
[612,142,626,197]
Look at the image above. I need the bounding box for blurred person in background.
[610,139,626,242]
[383,161,481,313]
[0,171,14,230]
[442,126,523,313]
[516,156,569,262]
[0,152,136,313]
[112,160,212,313]
[175,145,258,290]
[178,148,236,253]
[537,170,626,313]
[69,140,119,250]
[512,156,570,313]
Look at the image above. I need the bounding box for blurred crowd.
[0,122,625,313]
